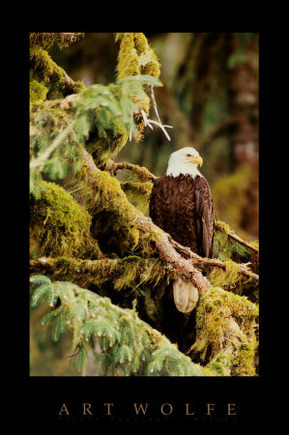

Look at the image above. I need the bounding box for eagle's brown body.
[149,174,214,258]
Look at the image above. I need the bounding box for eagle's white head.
[166,147,203,178]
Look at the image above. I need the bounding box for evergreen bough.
[30,275,204,376]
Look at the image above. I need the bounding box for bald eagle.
[149,147,214,313]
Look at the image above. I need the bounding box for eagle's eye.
[186,154,192,157]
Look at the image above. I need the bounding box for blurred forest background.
[30,33,259,376]
[50,32,259,240]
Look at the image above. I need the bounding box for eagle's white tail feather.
[173,276,199,313]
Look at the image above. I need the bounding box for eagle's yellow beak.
[186,155,203,167]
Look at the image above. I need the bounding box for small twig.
[214,221,259,253]
[100,160,156,182]
[129,113,133,141]
[141,110,173,141]
[227,232,259,253]
[150,86,162,125]
[141,86,173,142]
[169,236,259,281]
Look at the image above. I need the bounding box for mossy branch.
[100,160,156,182]
[81,150,211,293]
[116,33,161,80]
[30,32,84,50]
[30,45,85,96]
[190,286,259,376]
[80,151,259,294]
[170,237,259,282]
[29,256,167,291]
[214,220,259,254]
[30,180,102,260]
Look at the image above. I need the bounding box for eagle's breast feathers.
[149,174,214,258]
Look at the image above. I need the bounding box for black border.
[16,29,286,433]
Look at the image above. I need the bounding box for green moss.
[115,32,161,142]
[74,80,86,93]
[78,164,143,255]
[133,33,161,78]
[133,33,148,54]
[249,240,259,249]
[234,342,256,376]
[120,181,153,214]
[113,256,165,291]
[190,286,259,376]
[30,46,85,98]
[201,366,222,376]
[30,181,101,259]
[206,361,228,376]
[30,32,58,50]
[31,255,166,302]
[116,33,141,79]
[207,259,246,295]
[30,80,48,104]
[30,46,55,80]
[57,33,85,48]
[214,219,232,235]
[115,32,160,109]
[30,32,84,50]
[86,125,128,166]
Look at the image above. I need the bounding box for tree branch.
[82,151,259,292]
[170,237,258,281]
[99,160,156,182]
[227,232,259,253]
[83,150,211,293]
[214,220,259,253]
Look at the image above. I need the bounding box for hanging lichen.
[205,258,255,299]
[115,32,161,141]
[30,256,167,293]
[116,33,161,80]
